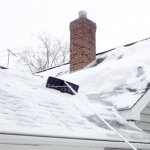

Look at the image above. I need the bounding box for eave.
[119,89,150,121]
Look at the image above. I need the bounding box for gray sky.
[0,0,150,53]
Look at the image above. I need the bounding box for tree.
[18,33,69,74]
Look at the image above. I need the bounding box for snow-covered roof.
[1,38,150,148]
[40,37,150,111]
[36,63,69,78]
[1,67,150,144]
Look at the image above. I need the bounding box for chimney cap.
[79,10,87,18]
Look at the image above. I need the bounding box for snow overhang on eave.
[119,89,150,121]
[0,133,150,150]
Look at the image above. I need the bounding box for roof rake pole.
[64,81,138,150]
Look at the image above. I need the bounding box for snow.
[36,63,69,78]
[0,69,109,139]
[1,38,150,143]
[1,68,150,143]
[56,38,150,110]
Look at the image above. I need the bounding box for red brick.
[70,13,96,72]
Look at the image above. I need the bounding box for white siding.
[0,144,105,150]
[0,134,149,150]
[136,103,150,133]
[105,148,145,150]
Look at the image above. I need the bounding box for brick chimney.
[70,11,96,72]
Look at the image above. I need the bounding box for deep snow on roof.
[40,38,150,110]
[77,38,150,110]
[0,69,106,139]
[1,68,150,143]
[36,63,69,78]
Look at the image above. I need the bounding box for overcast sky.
[0,0,150,53]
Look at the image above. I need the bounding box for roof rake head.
[46,76,79,95]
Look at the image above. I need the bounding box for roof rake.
[46,76,79,95]
[46,76,137,150]
[64,82,138,150]
[0,66,8,69]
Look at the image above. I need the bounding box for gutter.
[0,132,150,149]
[118,88,150,112]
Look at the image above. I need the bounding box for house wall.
[105,148,131,150]
[0,134,149,150]
[0,134,105,150]
[135,102,150,133]
[0,144,104,150]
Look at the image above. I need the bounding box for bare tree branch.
[18,33,69,73]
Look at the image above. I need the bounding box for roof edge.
[96,37,150,57]
[34,63,69,74]
[0,132,150,145]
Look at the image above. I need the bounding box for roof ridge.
[96,37,150,56]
